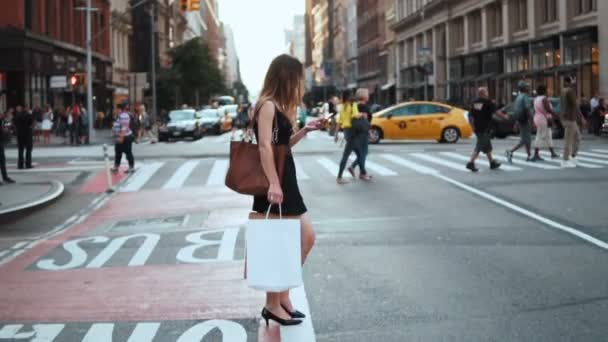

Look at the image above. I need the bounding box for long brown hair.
[256,54,304,123]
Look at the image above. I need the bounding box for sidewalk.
[4,128,115,148]
[0,174,64,217]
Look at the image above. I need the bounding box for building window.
[563,33,596,65]
[575,0,597,15]
[488,2,503,38]
[531,40,558,70]
[453,17,464,48]
[505,47,529,73]
[25,0,33,30]
[541,0,558,23]
[513,0,527,31]
[470,10,482,44]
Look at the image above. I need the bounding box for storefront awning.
[473,73,499,82]
[381,82,395,90]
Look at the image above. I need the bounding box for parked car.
[197,108,223,135]
[369,101,473,144]
[494,96,564,139]
[158,109,204,142]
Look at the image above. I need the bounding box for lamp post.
[75,0,97,143]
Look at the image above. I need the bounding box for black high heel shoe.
[261,308,302,326]
[282,304,306,319]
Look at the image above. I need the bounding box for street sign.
[50,76,68,89]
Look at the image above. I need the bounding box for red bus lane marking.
[0,263,263,322]
[79,167,128,194]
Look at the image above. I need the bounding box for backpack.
[513,95,530,124]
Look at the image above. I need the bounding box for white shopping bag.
[246,205,303,292]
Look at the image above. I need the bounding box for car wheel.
[441,127,460,143]
[369,127,382,144]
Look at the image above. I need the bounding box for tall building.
[111,0,132,107]
[223,25,240,88]
[380,0,397,105]
[285,15,306,63]
[332,0,348,89]
[200,0,221,64]
[357,0,386,102]
[310,0,334,88]
[346,0,358,89]
[392,0,605,105]
[184,11,206,42]
[0,0,112,112]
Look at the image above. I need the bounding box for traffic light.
[69,73,85,89]
[180,0,189,11]
[190,0,200,11]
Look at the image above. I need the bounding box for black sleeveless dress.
[252,109,307,216]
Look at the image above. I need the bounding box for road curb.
[0,180,65,217]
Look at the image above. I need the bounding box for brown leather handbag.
[225,106,288,195]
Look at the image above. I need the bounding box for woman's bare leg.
[280,213,316,312]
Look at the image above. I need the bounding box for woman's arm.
[542,97,555,116]
[290,126,312,147]
[257,101,283,203]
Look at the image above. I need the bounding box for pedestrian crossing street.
[117,148,608,193]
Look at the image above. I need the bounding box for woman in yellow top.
[336,90,369,184]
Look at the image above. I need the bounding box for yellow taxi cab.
[369,101,472,144]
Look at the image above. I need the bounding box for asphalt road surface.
[1,133,607,341]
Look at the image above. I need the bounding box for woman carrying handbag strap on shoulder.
[251,54,325,326]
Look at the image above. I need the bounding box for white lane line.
[591,149,608,154]
[410,153,469,172]
[294,160,310,180]
[432,173,608,250]
[492,155,560,170]
[514,152,602,169]
[9,166,102,173]
[348,156,398,176]
[440,152,522,171]
[316,157,351,178]
[578,151,608,159]
[380,154,438,174]
[280,286,316,342]
[206,159,229,185]
[120,162,164,192]
[162,160,200,189]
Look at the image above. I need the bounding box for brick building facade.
[0,0,112,112]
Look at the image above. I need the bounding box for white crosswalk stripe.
[111,148,607,192]
[348,156,398,176]
[439,152,522,171]
[518,151,603,168]
[577,151,608,159]
[120,162,164,192]
[162,160,199,189]
[294,160,311,180]
[380,154,438,174]
[492,155,560,170]
[591,149,608,154]
[316,157,352,178]
[206,159,229,185]
[537,151,608,166]
[410,153,469,172]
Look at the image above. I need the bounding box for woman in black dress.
[253,54,325,326]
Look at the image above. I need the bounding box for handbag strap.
[251,98,280,144]
[265,204,282,219]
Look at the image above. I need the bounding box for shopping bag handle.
[265,204,282,219]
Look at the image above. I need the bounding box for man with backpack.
[505,81,533,163]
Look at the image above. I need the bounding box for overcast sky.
[218,0,304,99]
